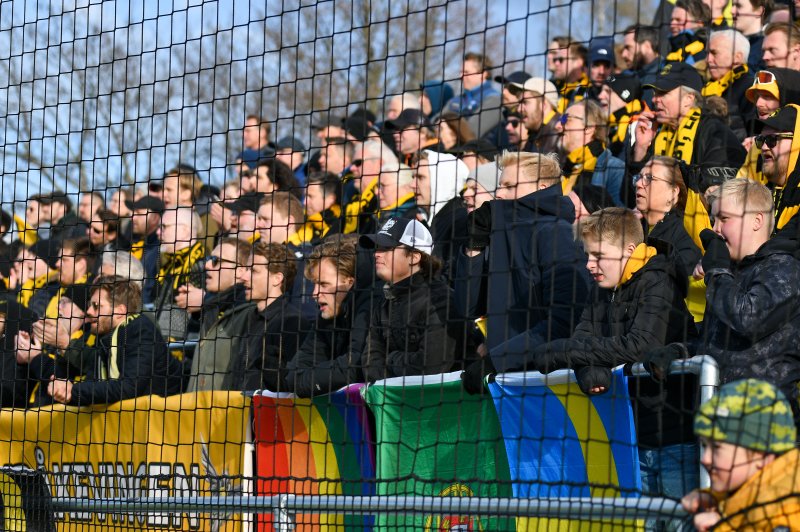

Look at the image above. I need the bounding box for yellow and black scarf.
[561,140,605,194]
[289,204,342,246]
[44,274,90,319]
[343,178,378,234]
[702,65,749,98]
[556,74,590,114]
[665,38,705,63]
[17,270,59,309]
[157,241,205,291]
[609,99,644,148]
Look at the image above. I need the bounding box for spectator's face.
[243,117,262,150]
[25,200,44,229]
[712,191,766,260]
[16,249,50,285]
[205,244,238,293]
[732,0,764,33]
[78,194,101,222]
[461,59,485,91]
[459,153,481,172]
[437,121,458,150]
[596,85,627,115]
[109,191,130,217]
[396,127,423,154]
[411,163,432,211]
[320,144,348,175]
[651,87,684,127]
[501,85,522,107]
[589,61,612,87]
[505,116,527,146]
[700,437,767,493]
[162,176,192,208]
[374,246,416,284]
[556,105,590,154]
[237,210,257,236]
[56,247,87,286]
[315,125,346,142]
[669,7,699,36]
[158,211,180,253]
[305,183,327,217]
[635,161,680,220]
[86,288,115,336]
[496,163,542,200]
[584,236,635,289]
[58,297,85,331]
[519,91,545,131]
[754,91,781,120]
[547,44,569,80]
[762,30,800,68]
[376,172,405,209]
[463,180,494,213]
[707,36,737,81]
[239,252,280,305]
[256,204,294,243]
[309,258,354,319]
[252,166,275,194]
[131,209,153,236]
[420,92,433,116]
[89,215,114,247]
[759,127,794,185]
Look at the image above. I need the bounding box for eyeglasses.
[551,57,567,64]
[755,133,794,149]
[753,70,777,85]
[208,255,239,267]
[633,174,672,186]
[506,119,521,127]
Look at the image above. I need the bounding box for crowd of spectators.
[2,2,800,527]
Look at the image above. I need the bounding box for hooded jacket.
[533,242,698,447]
[455,184,592,370]
[421,80,455,119]
[698,237,800,415]
[285,248,383,396]
[762,104,800,236]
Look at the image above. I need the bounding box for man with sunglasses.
[503,111,529,152]
[185,238,252,392]
[507,77,562,156]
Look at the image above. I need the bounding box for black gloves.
[700,229,731,272]
[574,366,612,395]
[643,342,689,382]
[467,202,492,251]
[461,356,497,395]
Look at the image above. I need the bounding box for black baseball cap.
[384,109,431,130]
[494,71,532,86]
[643,62,703,93]
[125,195,165,215]
[757,105,798,133]
[226,192,263,214]
[605,73,643,104]
[276,136,306,152]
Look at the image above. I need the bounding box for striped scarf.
[157,242,205,291]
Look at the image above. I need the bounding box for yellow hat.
[746,70,780,103]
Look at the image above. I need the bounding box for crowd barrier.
[0,357,718,530]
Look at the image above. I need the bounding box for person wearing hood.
[457,152,591,390]
[420,80,455,119]
[533,207,699,505]
[629,62,746,249]
[412,150,470,275]
[737,68,800,183]
[647,179,800,431]
[462,162,500,214]
[557,99,626,206]
[285,236,383,396]
[361,218,474,381]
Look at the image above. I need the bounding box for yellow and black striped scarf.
[157,242,205,291]
[343,178,378,234]
[561,140,605,195]
[289,204,342,246]
[17,270,59,309]
[44,274,90,319]
[609,99,644,147]
[556,74,590,114]
[702,65,749,98]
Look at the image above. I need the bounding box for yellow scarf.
[17,270,58,308]
[618,243,657,287]
[157,242,205,291]
[736,143,766,184]
[129,239,145,261]
[609,100,643,146]
[665,39,705,63]
[343,178,378,234]
[290,204,343,246]
[379,191,416,214]
[556,73,590,114]
[702,65,749,98]
[768,104,800,232]
[561,140,605,195]
[45,274,90,319]
[14,214,37,247]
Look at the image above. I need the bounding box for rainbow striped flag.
[488,368,641,530]
[251,384,375,531]
[364,372,515,531]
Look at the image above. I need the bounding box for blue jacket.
[591,149,626,207]
[454,184,592,371]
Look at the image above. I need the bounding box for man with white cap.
[509,77,562,156]
[360,218,474,381]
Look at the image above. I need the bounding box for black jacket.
[697,237,800,416]
[534,248,698,447]
[646,210,702,279]
[223,294,308,392]
[364,272,470,382]
[716,67,756,140]
[285,249,383,397]
[455,184,592,370]
[70,314,184,405]
[428,196,469,283]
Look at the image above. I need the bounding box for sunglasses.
[551,57,567,64]
[753,70,777,85]
[755,133,794,149]
[506,119,521,127]
[208,255,239,267]
[558,113,586,127]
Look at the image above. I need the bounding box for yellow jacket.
[715,447,800,530]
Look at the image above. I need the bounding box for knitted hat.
[695,379,797,454]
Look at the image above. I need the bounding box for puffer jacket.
[364,272,470,382]
[699,237,800,415]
